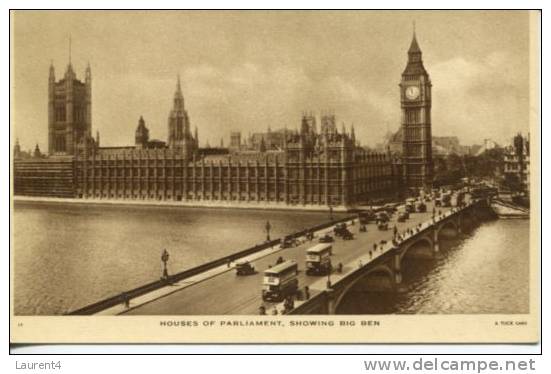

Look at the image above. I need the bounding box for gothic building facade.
[48,61,93,156]
[14,31,433,208]
[71,108,396,208]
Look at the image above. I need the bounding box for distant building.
[475,139,499,156]
[381,130,403,154]
[14,32,438,208]
[503,133,530,195]
[248,127,286,151]
[229,132,242,151]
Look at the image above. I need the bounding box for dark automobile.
[318,233,334,243]
[397,212,409,222]
[235,261,255,276]
[342,230,354,240]
[378,222,389,230]
[279,236,295,249]
[358,210,375,225]
[334,223,348,237]
[416,202,427,213]
[375,212,389,223]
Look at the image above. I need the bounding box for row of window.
[77,167,391,179]
[54,106,86,122]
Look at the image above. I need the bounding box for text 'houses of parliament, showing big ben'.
[400,29,433,189]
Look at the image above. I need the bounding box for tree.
[503,173,522,194]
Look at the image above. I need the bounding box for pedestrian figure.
[373,243,377,251]
[393,225,398,238]
[272,308,278,315]
[304,286,310,300]
[359,260,363,268]
[259,305,266,315]
[121,292,130,308]
[338,262,343,273]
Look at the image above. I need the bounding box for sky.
[11,10,533,151]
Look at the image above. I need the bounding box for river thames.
[12,201,529,315]
[338,218,530,314]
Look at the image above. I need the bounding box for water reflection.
[337,220,529,314]
[13,201,341,315]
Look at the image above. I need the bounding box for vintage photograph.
[10,10,539,343]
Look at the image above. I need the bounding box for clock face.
[405,86,420,100]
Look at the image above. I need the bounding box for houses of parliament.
[13,32,433,210]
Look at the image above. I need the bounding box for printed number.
[17,322,23,327]
[55,361,62,369]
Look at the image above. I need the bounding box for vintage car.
[333,223,348,237]
[235,261,255,276]
[279,236,296,249]
[375,212,389,223]
[341,230,354,240]
[318,233,334,243]
[397,212,409,222]
[416,202,427,213]
[377,222,389,231]
[358,210,375,225]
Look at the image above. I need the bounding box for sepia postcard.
[9,10,540,344]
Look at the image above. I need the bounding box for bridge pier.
[432,229,440,253]
[393,254,403,285]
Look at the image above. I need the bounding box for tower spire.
[69,35,72,65]
[173,75,184,110]
[408,24,421,54]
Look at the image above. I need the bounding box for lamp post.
[265,220,271,242]
[329,204,334,222]
[161,249,170,280]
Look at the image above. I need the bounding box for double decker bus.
[261,260,299,302]
[305,243,332,275]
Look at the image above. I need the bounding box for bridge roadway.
[125,201,451,315]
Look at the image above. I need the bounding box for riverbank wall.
[13,195,354,213]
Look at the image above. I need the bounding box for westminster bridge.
[287,198,489,314]
[68,194,492,315]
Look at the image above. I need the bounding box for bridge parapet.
[287,199,487,315]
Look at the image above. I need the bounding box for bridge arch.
[333,264,394,314]
[398,236,434,265]
[459,209,477,232]
[436,220,459,241]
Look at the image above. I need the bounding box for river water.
[337,219,530,314]
[13,201,529,315]
[12,201,341,315]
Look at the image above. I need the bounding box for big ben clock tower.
[400,28,433,190]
